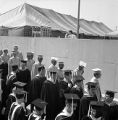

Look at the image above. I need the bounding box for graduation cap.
[13,89,27,99]
[21,60,27,63]
[51,57,58,61]
[64,93,79,103]
[105,90,118,97]
[27,52,34,56]
[64,70,72,76]
[89,101,104,118]
[32,99,47,111]
[90,101,104,108]
[79,61,87,68]
[14,81,27,89]
[92,68,101,73]
[59,62,64,65]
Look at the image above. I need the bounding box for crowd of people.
[0,45,118,120]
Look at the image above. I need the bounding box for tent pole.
[77,0,81,39]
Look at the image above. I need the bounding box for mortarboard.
[64,70,72,76]
[27,52,34,56]
[90,101,104,108]
[105,90,117,97]
[32,98,47,111]
[51,57,58,61]
[64,93,79,103]
[21,60,27,63]
[92,68,101,72]
[59,62,64,64]
[79,61,87,68]
[14,81,27,88]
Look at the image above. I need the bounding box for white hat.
[92,68,101,72]
[51,57,58,61]
[79,61,87,67]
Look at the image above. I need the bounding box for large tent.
[0,3,112,37]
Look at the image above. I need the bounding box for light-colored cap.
[92,68,101,72]
[27,52,34,55]
[51,57,58,61]
[59,62,64,64]
[79,61,87,67]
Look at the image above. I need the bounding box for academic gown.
[79,95,97,120]
[55,110,78,120]
[70,87,83,120]
[8,102,26,120]
[103,102,118,120]
[58,80,71,113]
[41,80,60,120]
[16,69,31,91]
[4,93,16,119]
[29,76,46,102]
[28,113,43,120]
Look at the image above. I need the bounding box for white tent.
[0,3,112,36]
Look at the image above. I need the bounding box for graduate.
[58,70,73,113]
[16,60,31,91]
[28,98,47,120]
[41,68,60,120]
[82,101,104,120]
[79,82,98,120]
[55,93,79,120]
[8,89,27,120]
[5,81,27,119]
[103,90,118,120]
[70,75,85,120]
[29,65,46,102]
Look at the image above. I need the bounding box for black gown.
[4,93,16,119]
[103,102,118,120]
[41,80,60,120]
[8,102,26,120]
[79,95,97,120]
[28,113,42,120]
[29,76,46,102]
[55,111,78,120]
[16,69,31,91]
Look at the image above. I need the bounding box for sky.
[0,0,118,30]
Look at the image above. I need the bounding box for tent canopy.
[0,3,112,36]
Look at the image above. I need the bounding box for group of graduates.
[0,45,118,120]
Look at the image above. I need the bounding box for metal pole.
[77,0,81,38]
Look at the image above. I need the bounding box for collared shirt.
[1,54,10,63]
[31,63,43,78]
[27,59,35,71]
